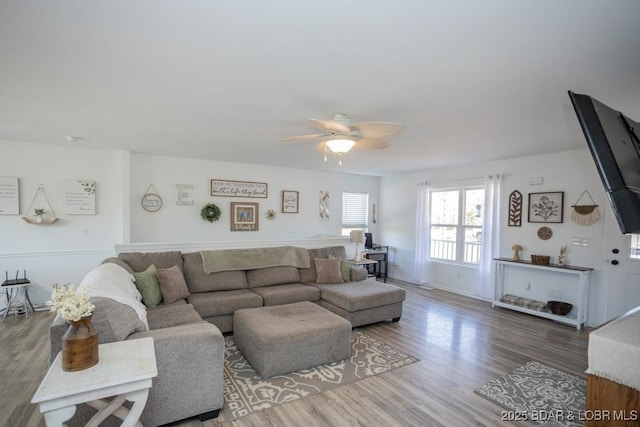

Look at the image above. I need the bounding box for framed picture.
[282,190,299,213]
[0,177,20,215]
[65,180,96,215]
[231,202,259,231]
[528,191,564,223]
[211,179,267,198]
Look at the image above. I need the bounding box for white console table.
[493,258,592,330]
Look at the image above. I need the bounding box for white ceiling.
[1,1,639,176]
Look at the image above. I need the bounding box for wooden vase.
[62,315,99,372]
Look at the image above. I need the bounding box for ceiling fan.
[281,114,404,165]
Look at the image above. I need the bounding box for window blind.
[342,192,369,228]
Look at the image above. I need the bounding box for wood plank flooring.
[0,282,589,427]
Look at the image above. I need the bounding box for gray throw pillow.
[314,257,344,284]
[157,265,191,304]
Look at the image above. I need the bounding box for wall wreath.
[200,203,221,223]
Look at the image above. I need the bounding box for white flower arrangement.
[46,284,95,322]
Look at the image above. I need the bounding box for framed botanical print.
[231,202,259,231]
[282,190,299,213]
[528,192,564,223]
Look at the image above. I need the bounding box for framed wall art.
[141,184,162,213]
[231,202,259,231]
[0,177,19,215]
[528,191,564,223]
[211,179,267,198]
[508,190,522,227]
[282,190,299,213]
[65,180,96,215]
[319,191,329,221]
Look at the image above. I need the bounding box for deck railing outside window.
[430,239,481,264]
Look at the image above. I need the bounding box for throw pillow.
[157,265,191,304]
[314,257,344,284]
[350,266,368,282]
[328,255,355,282]
[340,260,354,282]
[133,265,163,308]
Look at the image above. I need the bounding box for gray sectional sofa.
[48,245,405,426]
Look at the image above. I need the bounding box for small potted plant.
[33,208,46,223]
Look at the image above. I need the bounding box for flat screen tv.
[568,91,640,234]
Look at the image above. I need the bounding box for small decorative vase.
[558,255,565,266]
[35,215,43,224]
[61,315,99,372]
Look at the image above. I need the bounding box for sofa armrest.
[49,297,147,364]
[127,322,224,426]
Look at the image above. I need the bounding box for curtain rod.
[416,175,486,186]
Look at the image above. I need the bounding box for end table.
[32,337,157,427]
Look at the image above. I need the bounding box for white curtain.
[414,181,431,284]
[477,173,502,299]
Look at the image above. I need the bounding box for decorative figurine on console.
[511,244,523,262]
[558,245,567,266]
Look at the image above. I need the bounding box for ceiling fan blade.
[308,118,351,134]
[279,133,327,142]
[351,122,404,138]
[356,138,391,150]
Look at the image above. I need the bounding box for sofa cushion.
[146,304,203,329]
[250,283,320,306]
[314,257,344,284]
[183,252,249,292]
[157,265,191,304]
[133,264,163,307]
[299,246,348,283]
[246,266,301,288]
[90,297,147,342]
[188,289,263,318]
[314,281,406,312]
[118,251,183,273]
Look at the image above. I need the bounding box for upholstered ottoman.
[233,301,352,378]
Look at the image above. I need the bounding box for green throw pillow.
[133,264,162,307]
[340,260,354,282]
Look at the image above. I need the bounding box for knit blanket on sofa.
[200,246,310,273]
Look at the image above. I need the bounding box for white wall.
[5,139,620,326]
[379,148,613,326]
[129,153,380,243]
[1,141,379,309]
[0,141,126,306]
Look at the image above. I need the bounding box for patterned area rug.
[222,330,419,421]
[475,361,586,427]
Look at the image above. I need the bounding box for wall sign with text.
[0,177,19,215]
[211,179,268,198]
[65,180,96,215]
[282,190,299,213]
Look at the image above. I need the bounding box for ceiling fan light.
[326,138,355,153]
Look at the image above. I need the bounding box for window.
[430,187,484,264]
[342,192,369,236]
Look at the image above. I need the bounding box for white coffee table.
[32,337,157,427]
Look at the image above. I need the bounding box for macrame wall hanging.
[570,190,599,226]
